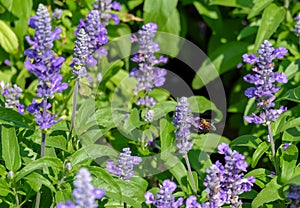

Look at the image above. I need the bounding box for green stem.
[285,0,289,20]
[35,98,48,208]
[267,122,279,174]
[13,187,19,208]
[35,192,41,208]
[70,79,79,134]
[57,82,75,117]
[184,154,197,193]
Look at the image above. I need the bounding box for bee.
[198,118,216,134]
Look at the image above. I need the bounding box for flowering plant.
[0,0,299,208]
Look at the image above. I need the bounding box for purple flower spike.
[144,179,183,208]
[56,168,105,208]
[173,97,199,154]
[1,83,24,114]
[203,143,255,207]
[71,28,89,78]
[243,40,288,124]
[287,184,300,207]
[294,15,300,36]
[106,147,142,181]
[24,4,68,129]
[93,0,122,26]
[130,23,168,106]
[76,10,108,67]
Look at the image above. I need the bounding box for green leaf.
[151,101,177,120]
[252,177,282,208]
[209,0,253,8]
[278,86,300,103]
[46,135,67,151]
[271,115,289,136]
[70,145,118,166]
[1,125,21,172]
[14,157,63,182]
[245,168,273,189]
[193,133,230,152]
[0,178,11,196]
[247,0,273,19]
[143,0,177,27]
[75,99,95,134]
[281,117,300,133]
[188,96,223,121]
[282,127,300,143]
[117,177,148,207]
[55,187,72,205]
[148,88,170,102]
[193,0,222,31]
[192,41,248,89]
[0,107,34,129]
[251,141,269,168]
[143,0,181,56]
[230,135,262,149]
[284,60,300,80]
[160,118,175,153]
[237,25,259,41]
[89,166,122,203]
[169,160,190,194]
[254,3,285,50]
[0,20,18,54]
[284,174,300,185]
[24,172,56,192]
[278,144,298,183]
[2,0,32,51]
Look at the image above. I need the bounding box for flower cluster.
[106,147,142,180]
[76,10,108,68]
[294,15,300,36]
[24,4,68,129]
[129,23,167,107]
[173,97,200,154]
[56,168,105,208]
[287,184,300,208]
[71,28,89,78]
[203,143,255,207]
[93,0,121,26]
[242,40,288,124]
[144,179,183,208]
[1,82,24,114]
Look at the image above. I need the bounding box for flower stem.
[35,98,48,208]
[285,0,289,20]
[184,154,197,193]
[124,202,127,208]
[70,78,79,134]
[41,98,47,158]
[267,122,279,174]
[35,193,41,208]
[13,188,19,208]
